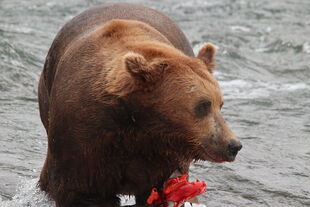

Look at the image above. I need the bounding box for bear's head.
[106,43,242,162]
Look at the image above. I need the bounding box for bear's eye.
[194,100,212,118]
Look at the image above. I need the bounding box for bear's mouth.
[198,145,227,163]
[204,151,225,163]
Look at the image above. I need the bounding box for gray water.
[0,0,309,206]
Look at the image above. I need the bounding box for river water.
[0,0,309,206]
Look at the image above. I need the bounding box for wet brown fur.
[38,3,240,207]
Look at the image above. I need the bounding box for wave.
[218,78,309,100]
[255,39,310,54]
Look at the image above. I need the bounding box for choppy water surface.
[1,0,309,206]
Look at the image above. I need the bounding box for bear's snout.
[227,140,242,157]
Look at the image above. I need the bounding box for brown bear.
[38,3,242,207]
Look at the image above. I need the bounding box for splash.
[0,179,55,207]
[0,178,206,207]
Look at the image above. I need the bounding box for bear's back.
[43,2,194,95]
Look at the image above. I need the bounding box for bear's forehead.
[175,59,218,87]
[183,61,223,104]
[162,60,222,103]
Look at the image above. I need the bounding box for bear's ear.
[124,52,165,83]
[197,43,216,73]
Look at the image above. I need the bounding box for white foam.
[192,203,207,207]
[185,202,207,207]
[120,195,135,205]
[173,0,210,8]
[266,26,272,33]
[0,179,55,207]
[255,47,269,53]
[280,83,309,91]
[302,42,310,54]
[0,179,137,207]
[230,25,251,32]
[219,79,264,99]
[218,78,309,100]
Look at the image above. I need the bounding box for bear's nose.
[228,140,242,157]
